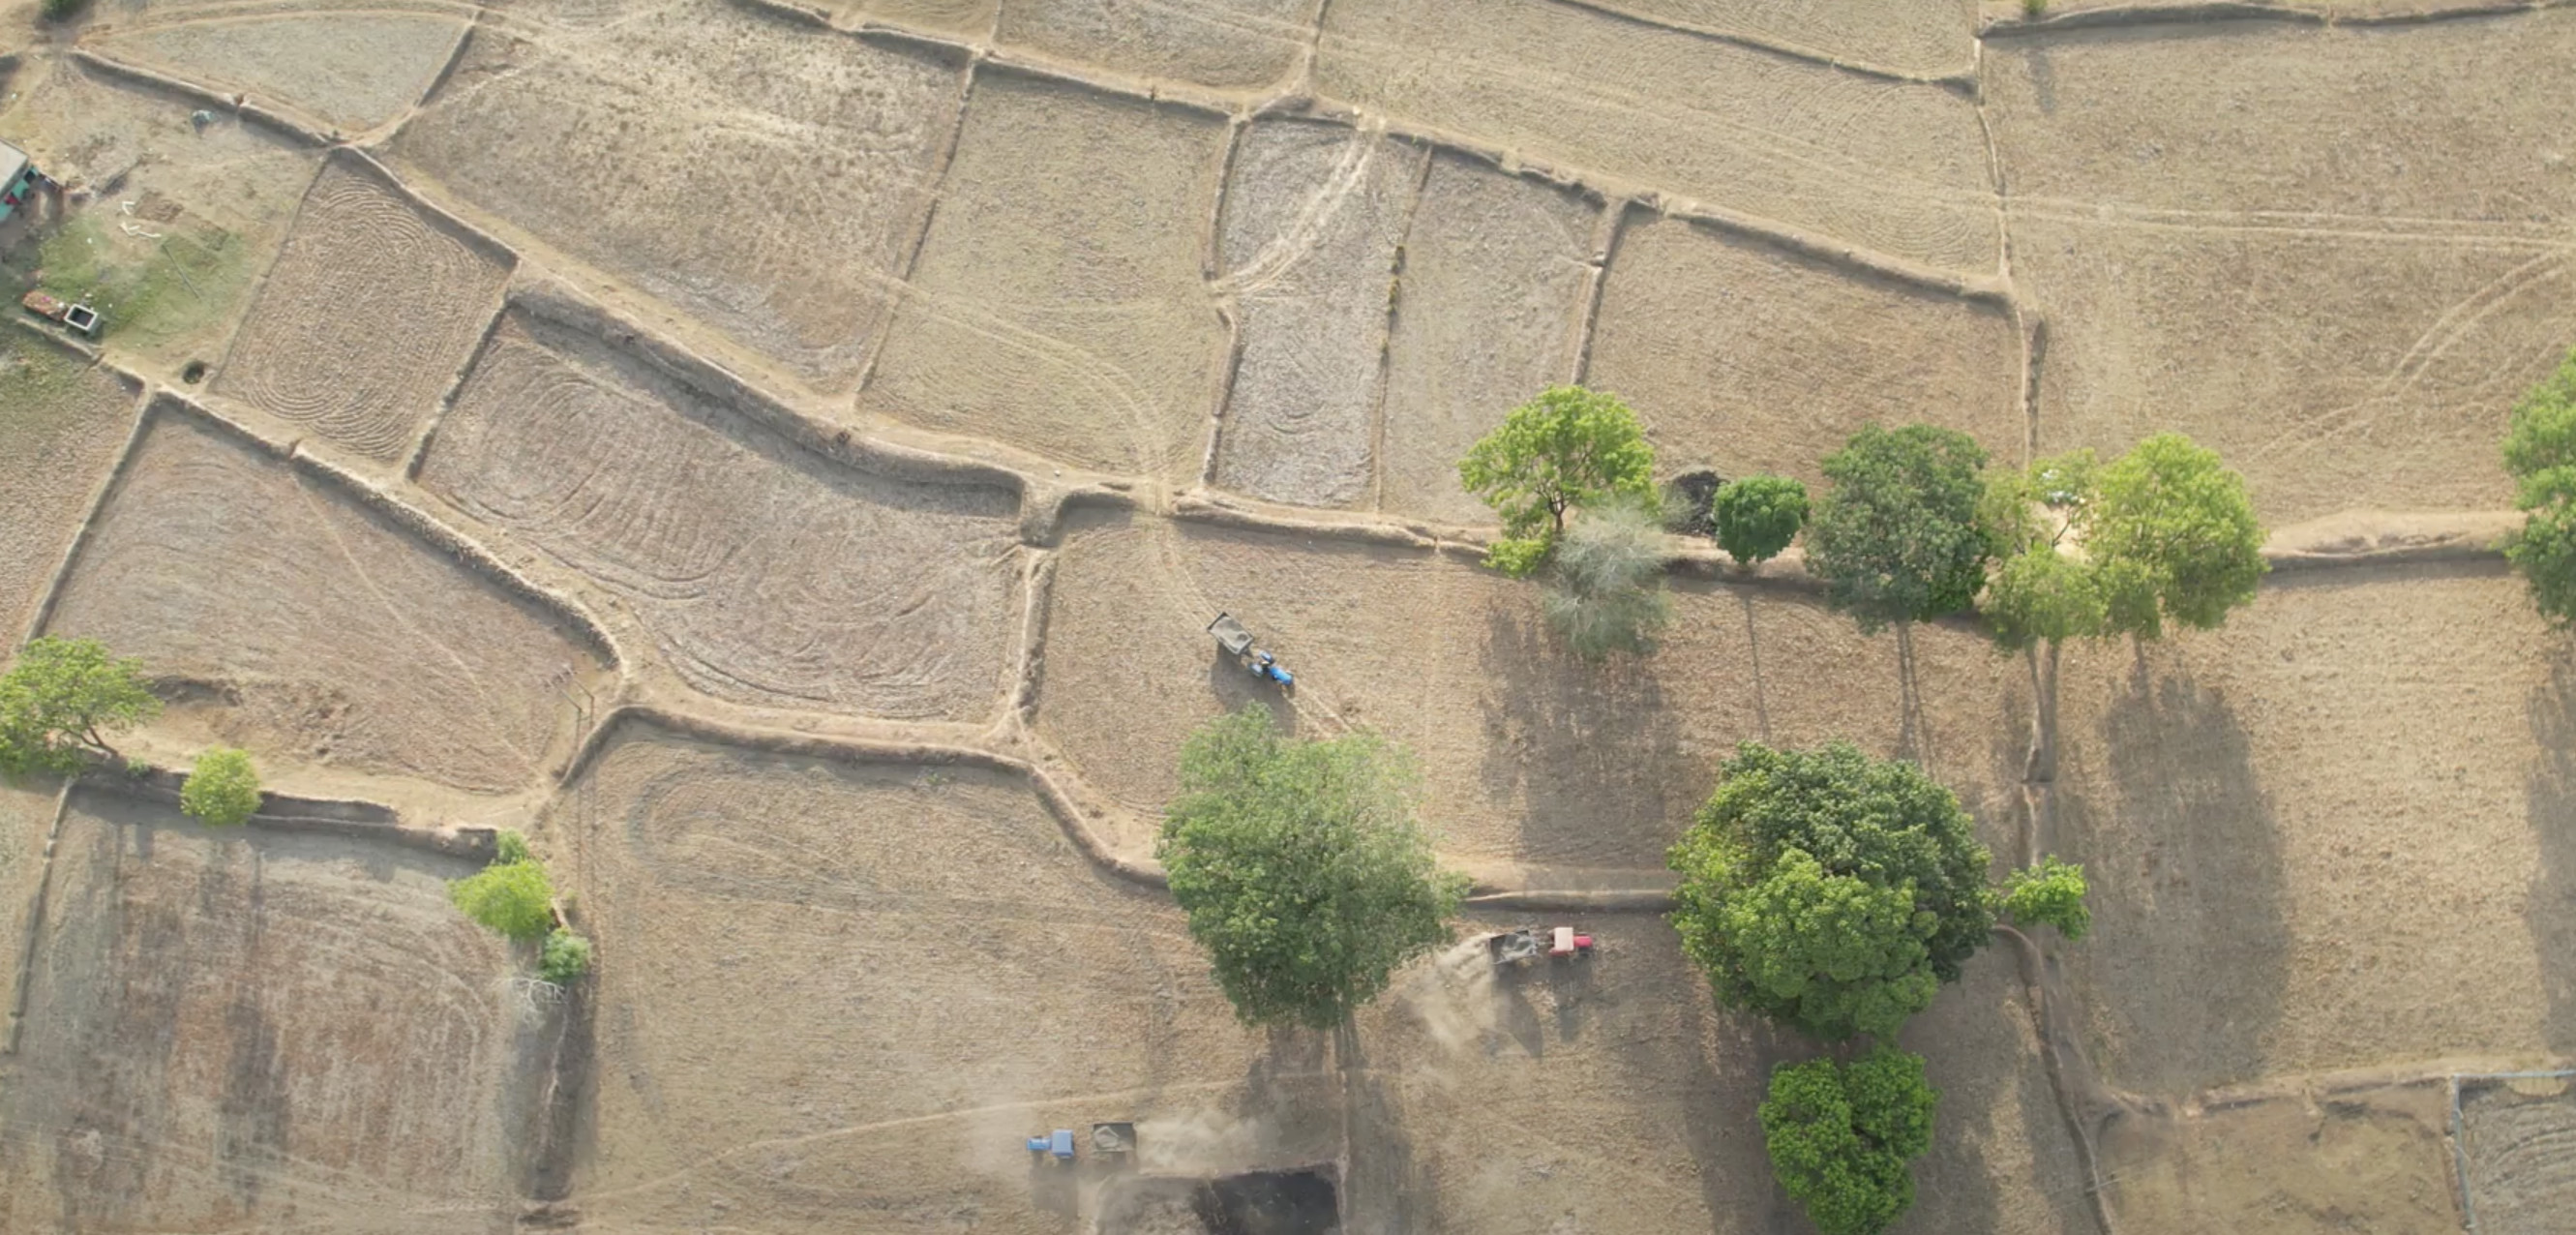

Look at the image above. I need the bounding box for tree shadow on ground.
[1477,598,1687,870]
[1646,993,1800,1235]
[1335,1021,1434,1235]
[2523,654,2576,1057]
[2047,652,2291,1095]
[1894,955,2093,1235]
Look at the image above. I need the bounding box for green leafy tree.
[0,636,162,779]
[2502,350,2576,623]
[495,828,532,865]
[1543,496,1672,660]
[2085,434,2265,638]
[539,929,594,985]
[1710,474,1810,567]
[179,746,261,828]
[1980,543,2109,651]
[1667,741,1993,1040]
[2002,857,2090,941]
[450,858,556,942]
[1805,425,1992,633]
[1159,708,1467,1030]
[1459,385,1658,578]
[1761,1047,1939,1235]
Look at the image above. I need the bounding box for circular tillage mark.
[219,166,506,461]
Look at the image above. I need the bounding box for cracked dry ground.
[2,0,2574,1231]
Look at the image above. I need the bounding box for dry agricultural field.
[2,0,2573,1232]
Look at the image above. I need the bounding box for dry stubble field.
[2,0,2574,1231]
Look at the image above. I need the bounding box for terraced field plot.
[554,724,1296,1233]
[45,407,604,795]
[216,153,511,463]
[0,338,138,640]
[424,309,1026,722]
[388,0,962,388]
[1212,119,1423,508]
[861,71,1231,480]
[0,789,526,1235]
[2046,565,2564,1095]
[1036,509,2022,873]
[86,0,470,133]
[1586,212,2023,484]
[995,0,1324,90]
[1318,0,2000,273]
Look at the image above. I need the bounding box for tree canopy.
[1978,437,2263,648]
[1543,497,1672,660]
[1804,425,1992,632]
[1159,708,1466,1030]
[540,929,594,985]
[179,746,262,828]
[1761,1047,1939,1235]
[2085,434,2266,638]
[1459,385,1658,578]
[2002,857,2090,941]
[1711,474,1810,567]
[450,857,557,942]
[2503,349,2576,623]
[1667,741,1994,1040]
[0,636,162,780]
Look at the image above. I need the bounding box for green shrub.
[1710,474,1809,566]
[495,829,531,865]
[0,636,162,780]
[2003,857,2091,941]
[539,929,594,985]
[42,0,93,20]
[1662,467,1724,538]
[449,859,555,942]
[2022,0,2048,16]
[1459,385,1658,578]
[1543,497,1672,660]
[179,746,261,827]
[1762,1048,1939,1235]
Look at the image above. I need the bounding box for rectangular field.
[995,0,1322,90]
[0,338,138,641]
[422,309,1026,723]
[1212,120,1423,507]
[2045,563,2564,1096]
[1375,155,1600,527]
[861,71,1232,481]
[1034,509,2023,875]
[0,789,528,1234]
[217,152,510,463]
[388,0,963,388]
[89,1,470,133]
[554,723,1295,1232]
[2094,1083,2459,1235]
[1586,213,2025,485]
[1318,0,1999,273]
[45,407,605,795]
[2458,1075,2576,1235]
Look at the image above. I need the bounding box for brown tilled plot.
[1212,120,1423,508]
[0,789,527,1235]
[86,1,471,134]
[423,309,1027,723]
[1036,508,2023,873]
[216,153,510,463]
[9,1,2576,1230]
[387,0,963,388]
[552,722,1303,1233]
[861,70,1231,479]
[44,407,604,795]
[0,339,139,641]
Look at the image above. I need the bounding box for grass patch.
[4,213,252,353]
[0,339,100,439]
